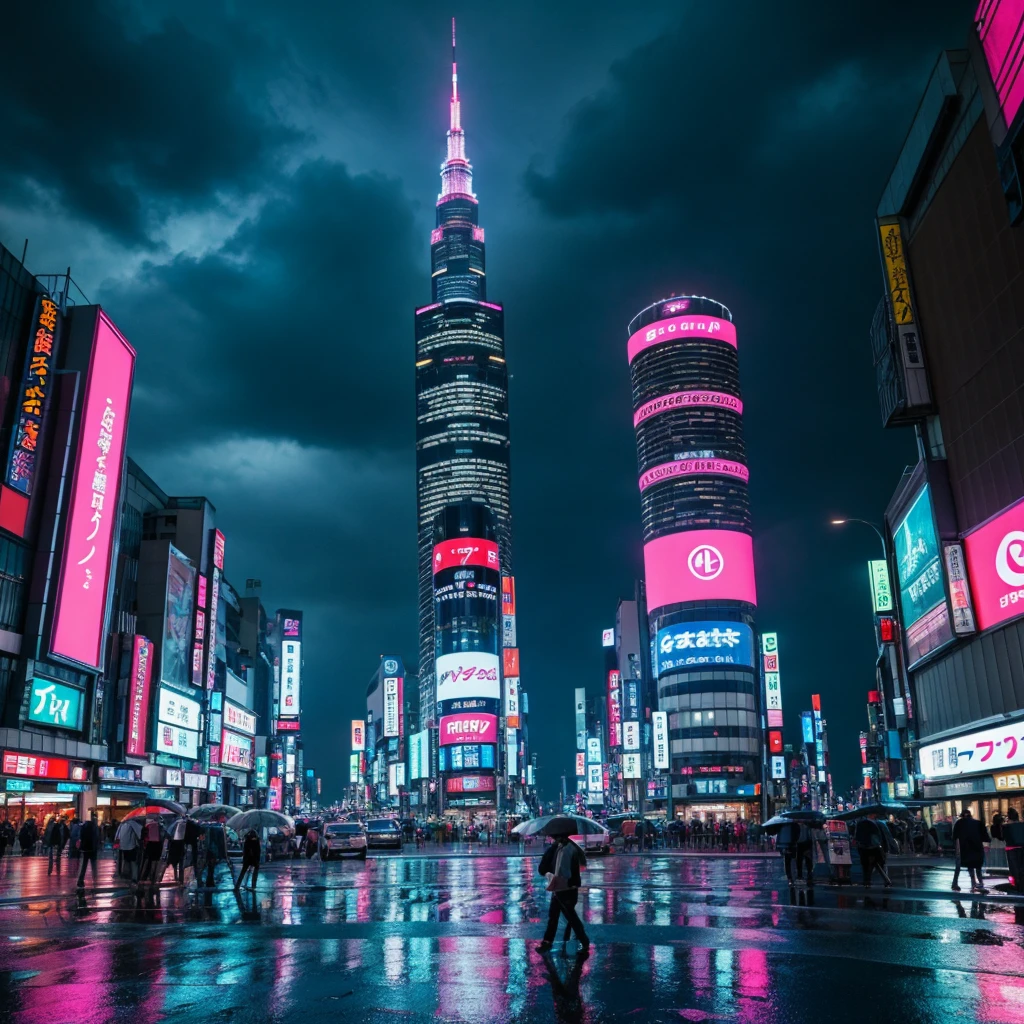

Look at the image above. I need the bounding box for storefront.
[92,765,151,824]
[1,749,89,825]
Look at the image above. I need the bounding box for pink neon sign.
[976,0,1024,129]
[125,636,153,757]
[644,529,757,612]
[639,458,748,492]
[634,390,742,428]
[628,314,736,364]
[51,310,135,669]
[964,497,1024,630]
[439,712,498,746]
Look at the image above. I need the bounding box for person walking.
[138,816,164,883]
[116,818,141,881]
[202,822,229,889]
[0,819,10,859]
[46,816,68,876]
[76,812,100,888]
[167,817,187,884]
[184,817,202,882]
[854,812,891,888]
[952,808,989,893]
[536,833,590,954]
[235,829,261,891]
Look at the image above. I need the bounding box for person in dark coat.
[0,820,12,858]
[184,818,202,880]
[76,812,100,887]
[236,829,261,890]
[854,812,891,888]
[952,808,990,892]
[536,834,590,954]
[46,817,68,875]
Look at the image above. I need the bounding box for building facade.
[628,295,762,821]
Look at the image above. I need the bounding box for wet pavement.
[1,850,1023,1023]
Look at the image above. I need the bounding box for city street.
[1,851,1023,1023]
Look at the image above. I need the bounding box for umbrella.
[513,815,607,838]
[227,809,294,834]
[761,810,826,834]
[188,804,241,823]
[122,799,187,819]
[831,802,909,821]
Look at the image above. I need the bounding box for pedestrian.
[536,834,590,954]
[184,816,201,881]
[1008,808,1021,823]
[167,816,187,883]
[202,822,229,888]
[235,829,261,890]
[0,819,9,859]
[46,816,68,876]
[854,812,891,888]
[76,811,100,888]
[138,816,164,883]
[951,808,989,893]
[18,819,34,856]
[68,818,81,861]
[116,818,141,881]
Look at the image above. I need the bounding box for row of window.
[630,343,740,406]
[635,411,746,471]
[658,685,756,707]
[669,708,757,730]
[670,736,760,755]
[641,480,750,539]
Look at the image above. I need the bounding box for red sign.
[811,693,821,712]
[432,538,499,574]
[439,712,498,746]
[503,648,520,677]
[268,776,282,810]
[501,576,516,615]
[3,751,76,779]
[51,310,135,669]
[768,730,783,754]
[125,636,153,757]
[445,775,497,793]
[879,616,895,642]
[276,719,301,732]
[213,529,226,571]
[964,498,1024,631]
[607,670,621,749]
[575,753,585,776]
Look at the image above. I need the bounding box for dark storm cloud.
[0,1,301,243]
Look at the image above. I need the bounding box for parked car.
[570,823,611,855]
[365,818,403,851]
[319,822,367,860]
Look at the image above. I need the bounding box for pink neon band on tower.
[628,314,737,364]
[634,390,743,427]
[644,529,757,611]
[639,458,749,491]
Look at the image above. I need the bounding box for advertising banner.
[602,628,615,647]
[623,720,640,751]
[349,752,360,784]
[963,498,1024,632]
[506,732,518,776]
[282,615,301,639]
[943,543,976,634]
[771,755,786,780]
[435,652,500,703]
[627,312,737,364]
[351,720,365,751]
[502,614,517,648]
[224,700,256,736]
[445,775,496,794]
[157,686,201,733]
[51,310,135,670]
[503,648,520,677]
[801,712,814,745]
[768,730,783,754]
[162,545,196,689]
[587,737,602,764]
[893,485,953,664]
[126,636,154,756]
[920,719,1024,779]
[643,529,757,612]
[206,569,220,690]
[27,678,83,730]
[383,677,400,738]
[587,763,603,793]
[276,719,301,732]
[433,538,499,574]
[633,389,742,428]
[639,457,749,492]
[504,676,520,729]
[220,729,254,770]
[623,753,641,779]
[440,712,498,746]
[868,560,894,613]
[408,730,431,780]
[607,670,621,749]
[653,711,669,769]
[576,752,586,776]
[575,687,586,751]
[255,756,269,787]
[3,752,83,780]
[657,621,753,675]
[156,722,199,760]
[501,575,516,616]
[269,777,282,810]
[281,639,301,717]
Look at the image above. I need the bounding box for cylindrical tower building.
[628,295,761,824]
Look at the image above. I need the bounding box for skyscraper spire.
[440,15,473,202]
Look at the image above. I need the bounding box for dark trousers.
[543,889,587,945]
[168,841,186,881]
[237,860,259,888]
[76,851,97,886]
[859,849,891,885]
[139,842,162,882]
[784,843,814,883]
[48,843,64,875]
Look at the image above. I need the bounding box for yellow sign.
[994,771,1024,792]
[880,221,915,326]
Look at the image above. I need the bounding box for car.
[570,822,611,855]
[319,822,367,860]
[365,817,403,851]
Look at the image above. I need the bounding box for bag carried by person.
[546,842,573,892]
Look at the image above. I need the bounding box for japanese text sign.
[920,720,1024,780]
[657,621,753,675]
[27,677,82,729]
[868,560,893,613]
[964,497,1024,631]
[126,636,153,757]
[653,710,669,770]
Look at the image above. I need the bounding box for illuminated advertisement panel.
[27,678,83,730]
[503,648,519,677]
[220,729,254,770]
[501,575,516,615]
[433,538,499,573]
[504,676,520,729]
[587,737,602,764]
[282,616,301,639]
[3,752,82,780]
[653,711,669,769]
[438,744,496,771]
[623,721,640,751]
[868,560,894,613]
[576,752,586,776]
[351,720,365,751]
[575,687,586,750]
[964,497,1024,631]
[627,313,737,364]
[920,718,1024,779]
[224,700,256,736]
[893,486,953,664]
[51,310,135,670]
[446,774,496,794]
[976,0,1024,130]
[440,712,498,746]
[162,545,196,689]
[126,636,154,757]
[644,529,757,612]
[607,670,621,749]
[206,569,220,690]
[281,639,301,717]
[435,652,500,704]
[656,621,753,675]
[383,677,401,738]
[213,529,225,571]
[634,389,742,428]
[639,457,749,492]
[156,722,199,760]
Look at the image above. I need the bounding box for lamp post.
[829,518,887,560]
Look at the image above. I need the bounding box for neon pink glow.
[964,497,1024,630]
[639,458,749,491]
[478,300,502,310]
[977,0,1024,128]
[125,636,153,757]
[634,389,743,427]
[431,228,444,244]
[415,302,443,315]
[472,226,485,242]
[433,537,499,573]
[627,314,737,364]
[439,712,498,746]
[436,192,478,206]
[644,529,757,611]
[51,310,135,669]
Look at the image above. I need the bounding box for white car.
[570,823,611,855]
[319,822,367,860]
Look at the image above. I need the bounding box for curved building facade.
[628,295,761,821]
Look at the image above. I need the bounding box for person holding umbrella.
[536,827,590,955]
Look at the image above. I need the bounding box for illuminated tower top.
[439,17,474,203]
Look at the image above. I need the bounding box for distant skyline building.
[628,295,761,821]
[415,21,512,715]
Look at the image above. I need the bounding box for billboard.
[501,575,516,615]
[224,700,256,736]
[801,712,814,745]
[868,560,894,613]
[623,720,640,751]
[575,752,586,776]
[607,670,621,749]
[408,729,431,780]
[436,652,500,703]
[586,736,602,764]
[575,687,586,750]
[503,614,517,647]
[652,711,669,769]
[157,686,201,733]
[639,457,749,492]
[162,545,196,689]
[634,389,742,428]
[656,621,753,675]
[976,0,1024,130]
[433,538,499,573]
[255,757,269,787]
[445,775,496,794]
[383,676,401,738]
[643,529,757,612]
[602,628,615,647]
[771,755,786,780]
[627,312,737,364]
[920,719,1024,779]
[893,486,953,664]
[504,675,520,729]
[51,310,135,670]
[503,648,520,677]
[964,497,1024,631]
[351,720,365,751]
[126,636,154,757]
[3,752,84,780]
[281,639,301,717]
[7,295,62,498]
[587,763,603,793]
[282,615,301,639]
[221,729,254,770]
[623,752,641,779]
[27,677,83,730]
[156,722,199,760]
[768,730,783,754]
[349,752,360,784]
[440,712,498,745]
[206,569,220,690]
[943,543,977,634]
[439,744,496,772]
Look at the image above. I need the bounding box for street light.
[829,518,887,560]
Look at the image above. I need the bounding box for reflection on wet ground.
[1,852,1023,1023]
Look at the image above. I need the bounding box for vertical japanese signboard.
[51,310,135,670]
[575,687,586,751]
[943,542,977,635]
[383,677,400,737]
[351,720,365,751]
[652,710,669,770]
[126,635,153,757]
[162,545,196,689]
[868,560,893,613]
[607,670,621,749]
[761,632,783,728]
[7,295,61,497]
[504,675,520,729]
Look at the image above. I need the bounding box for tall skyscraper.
[628,295,762,822]
[415,21,512,722]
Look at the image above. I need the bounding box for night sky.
[1,1,975,801]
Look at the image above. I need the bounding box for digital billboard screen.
[440,711,498,746]
[162,545,195,689]
[126,636,154,757]
[920,719,1024,779]
[976,0,1024,130]
[435,652,500,704]
[644,529,757,613]
[893,485,953,664]
[656,621,753,675]
[433,538,499,573]
[27,678,83,730]
[51,309,135,670]
[628,313,737,364]
[281,639,301,717]
[964,497,1024,631]
[438,744,496,771]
